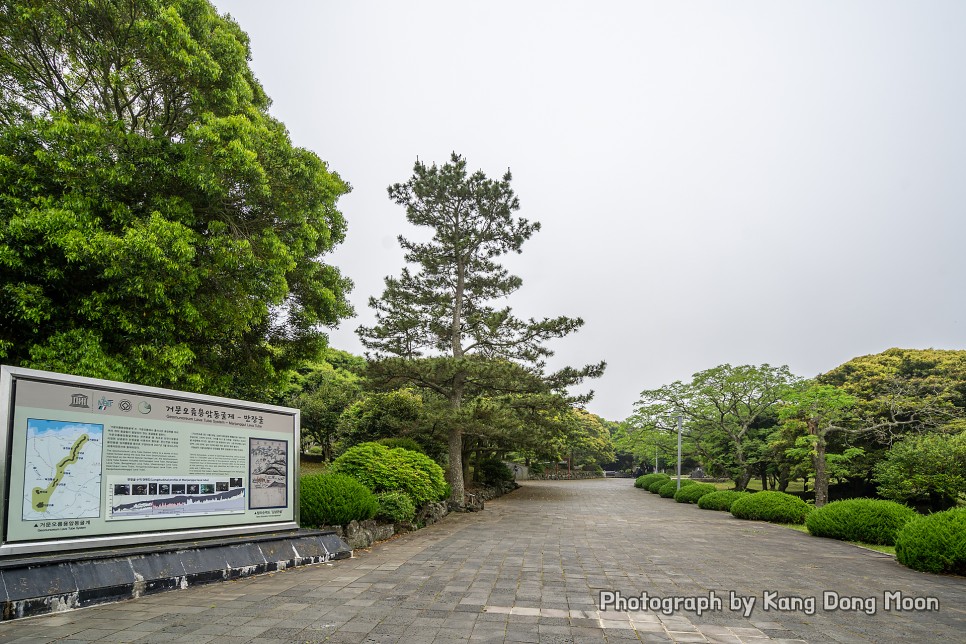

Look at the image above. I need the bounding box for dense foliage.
[873,431,966,511]
[697,490,747,512]
[375,491,417,523]
[894,507,966,574]
[730,491,811,524]
[476,458,515,487]
[0,0,352,399]
[331,442,448,506]
[805,498,916,545]
[674,483,717,504]
[299,473,379,527]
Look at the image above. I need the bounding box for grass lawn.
[713,479,807,493]
[299,459,328,476]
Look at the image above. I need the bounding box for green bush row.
[658,479,696,498]
[674,483,717,504]
[697,490,746,511]
[635,473,669,489]
[647,478,670,493]
[730,491,811,524]
[806,498,916,546]
[639,479,964,577]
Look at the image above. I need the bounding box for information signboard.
[0,366,300,556]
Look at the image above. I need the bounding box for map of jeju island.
[23,419,104,520]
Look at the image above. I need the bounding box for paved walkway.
[0,479,963,643]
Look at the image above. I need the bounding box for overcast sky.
[215,1,966,421]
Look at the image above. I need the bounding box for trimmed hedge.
[730,491,811,524]
[636,473,670,489]
[697,490,747,512]
[806,498,916,546]
[658,479,696,498]
[894,507,966,574]
[674,483,717,504]
[647,478,671,493]
[375,491,417,523]
[331,442,448,506]
[300,472,379,527]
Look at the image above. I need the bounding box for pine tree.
[358,153,603,506]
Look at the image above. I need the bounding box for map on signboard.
[23,419,104,520]
[249,438,287,509]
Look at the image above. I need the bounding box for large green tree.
[633,364,799,490]
[358,153,603,506]
[0,0,351,399]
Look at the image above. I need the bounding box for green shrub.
[375,491,417,523]
[658,479,696,498]
[648,478,671,493]
[806,498,917,546]
[674,483,717,504]
[300,472,379,527]
[730,491,811,524]
[477,458,515,486]
[697,490,747,512]
[636,473,669,489]
[894,507,966,574]
[331,442,448,506]
[376,437,425,454]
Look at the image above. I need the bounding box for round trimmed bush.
[894,507,966,574]
[806,498,917,546]
[647,478,668,493]
[658,479,696,498]
[375,491,417,523]
[636,473,669,489]
[674,483,717,504]
[300,472,379,527]
[698,490,747,512]
[332,442,448,506]
[730,491,811,524]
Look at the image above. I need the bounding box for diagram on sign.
[249,438,287,509]
[22,419,104,520]
[107,475,245,519]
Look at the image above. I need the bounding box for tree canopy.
[0,0,352,399]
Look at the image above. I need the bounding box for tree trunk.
[447,424,465,508]
[777,465,789,492]
[810,419,829,507]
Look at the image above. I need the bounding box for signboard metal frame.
[0,366,301,557]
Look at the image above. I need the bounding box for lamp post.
[676,413,683,490]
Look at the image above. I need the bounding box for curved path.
[0,478,963,643]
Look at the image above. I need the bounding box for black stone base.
[0,529,351,621]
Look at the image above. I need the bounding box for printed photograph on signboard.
[107,475,245,520]
[249,438,287,509]
[22,419,104,521]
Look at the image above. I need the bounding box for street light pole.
[676,414,683,490]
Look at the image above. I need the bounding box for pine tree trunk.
[447,424,464,508]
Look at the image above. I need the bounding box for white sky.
[214,1,966,421]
